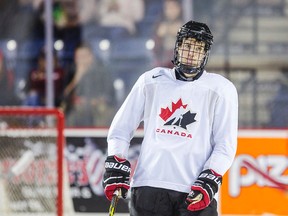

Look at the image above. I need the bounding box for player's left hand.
[186,169,222,211]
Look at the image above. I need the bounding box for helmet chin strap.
[175,67,204,81]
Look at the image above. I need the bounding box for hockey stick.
[108,188,121,216]
[0,150,35,179]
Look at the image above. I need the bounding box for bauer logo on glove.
[105,161,131,172]
[102,155,131,201]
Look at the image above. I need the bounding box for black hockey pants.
[130,186,218,216]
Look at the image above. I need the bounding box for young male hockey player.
[103,20,238,216]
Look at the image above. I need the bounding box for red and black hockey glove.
[186,169,222,211]
[102,155,131,201]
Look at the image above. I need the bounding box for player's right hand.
[102,155,131,201]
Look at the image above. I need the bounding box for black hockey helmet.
[173,20,213,80]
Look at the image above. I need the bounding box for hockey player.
[103,20,238,216]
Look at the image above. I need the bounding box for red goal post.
[0,107,69,216]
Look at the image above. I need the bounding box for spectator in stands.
[23,50,66,107]
[62,44,115,127]
[76,0,99,42]
[154,0,183,67]
[269,70,288,128]
[36,0,81,53]
[97,0,145,38]
[0,0,41,41]
[77,0,99,25]
[0,50,20,106]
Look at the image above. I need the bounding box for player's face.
[178,38,206,69]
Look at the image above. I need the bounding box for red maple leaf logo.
[159,99,187,121]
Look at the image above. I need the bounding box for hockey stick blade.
[109,189,121,216]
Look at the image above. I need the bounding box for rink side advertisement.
[221,130,288,216]
[64,129,142,213]
[64,129,288,214]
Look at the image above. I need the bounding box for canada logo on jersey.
[159,98,196,130]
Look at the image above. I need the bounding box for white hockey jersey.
[107,67,238,194]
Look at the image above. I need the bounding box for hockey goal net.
[0,107,72,216]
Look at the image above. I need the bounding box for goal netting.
[0,107,73,216]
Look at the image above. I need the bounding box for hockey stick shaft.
[109,189,121,216]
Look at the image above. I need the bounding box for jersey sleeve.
[204,81,238,175]
[107,74,145,158]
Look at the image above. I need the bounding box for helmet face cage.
[173,21,213,77]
